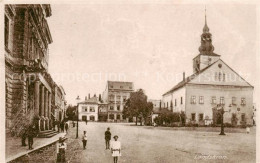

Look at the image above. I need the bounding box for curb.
[6,133,67,162]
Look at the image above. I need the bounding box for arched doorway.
[82,116,87,121]
[90,115,95,121]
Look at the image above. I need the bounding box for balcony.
[24,58,47,72]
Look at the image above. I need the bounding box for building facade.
[78,96,99,121]
[102,81,134,122]
[162,16,254,126]
[5,5,65,135]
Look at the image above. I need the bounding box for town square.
[2,2,258,163]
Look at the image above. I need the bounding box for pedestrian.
[60,121,64,133]
[57,121,60,132]
[57,137,67,163]
[105,127,111,149]
[21,126,27,146]
[246,126,250,134]
[72,121,75,127]
[27,125,35,150]
[111,135,121,163]
[85,119,88,125]
[82,131,87,149]
[65,121,69,133]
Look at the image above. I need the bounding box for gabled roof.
[163,59,253,96]
[163,60,219,96]
[79,97,99,104]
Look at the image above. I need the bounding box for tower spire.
[203,6,209,33]
[205,6,207,25]
[199,6,214,55]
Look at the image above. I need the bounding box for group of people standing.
[53,120,70,133]
[56,125,121,163]
[21,125,37,150]
[105,127,121,163]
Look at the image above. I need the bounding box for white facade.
[78,103,98,121]
[162,59,254,126]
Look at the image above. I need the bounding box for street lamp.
[76,96,80,138]
[217,104,232,135]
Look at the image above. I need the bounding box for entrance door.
[82,116,87,121]
[90,115,95,121]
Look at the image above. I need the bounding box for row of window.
[215,72,226,82]
[190,96,246,105]
[110,85,132,89]
[191,113,246,122]
[108,114,122,120]
[109,95,127,102]
[110,105,121,111]
[164,97,183,108]
[81,106,95,112]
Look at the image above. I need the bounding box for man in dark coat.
[21,127,27,146]
[105,127,111,149]
[27,125,35,150]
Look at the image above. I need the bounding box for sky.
[47,4,258,105]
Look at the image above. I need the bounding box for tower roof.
[198,7,215,55]
[203,7,209,33]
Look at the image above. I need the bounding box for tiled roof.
[163,60,219,96]
[79,97,99,104]
[107,81,134,90]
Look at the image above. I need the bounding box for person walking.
[246,126,250,134]
[60,121,64,133]
[57,120,60,132]
[111,135,121,163]
[82,131,87,149]
[57,137,67,163]
[27,125,35,150]
[105,127,111,149]
[65,121,69,133]
[21,126,27,146]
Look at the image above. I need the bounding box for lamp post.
[76,96,80,138]
[218,104,232,135]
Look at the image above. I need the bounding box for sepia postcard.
[1,0,259,162]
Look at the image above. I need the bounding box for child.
[111,135,121,163]
[82,131,87,149]
[246,126,250,134]
[57,137,67,163]
[105,127,111,149]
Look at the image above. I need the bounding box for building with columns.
[102,81,134,122]
[5,5,65,136]
[162,14,254,126]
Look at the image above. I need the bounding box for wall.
[162,87,186,112]
[185,84,254,125]
[78,103,98,121]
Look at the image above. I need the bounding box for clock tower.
[193,9,220,73]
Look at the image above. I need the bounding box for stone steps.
[38,130,59,138]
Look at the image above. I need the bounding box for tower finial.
[205,6,207,25]
[203,6,209,33]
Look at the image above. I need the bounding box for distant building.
[98,102,108,122]
[102,81,134,122]
[78,96,99,121]
[162,15,254,126]
[148,99,161,109]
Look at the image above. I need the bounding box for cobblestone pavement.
[9,122,256,163]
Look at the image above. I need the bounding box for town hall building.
[162,15,254,126]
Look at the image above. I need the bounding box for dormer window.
[120,86,123,89]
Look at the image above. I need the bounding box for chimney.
[183,72,185,81]
[85,96,88,101]
[99,94,102,102]
[88,93,90,99]
[94,94,96,97]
